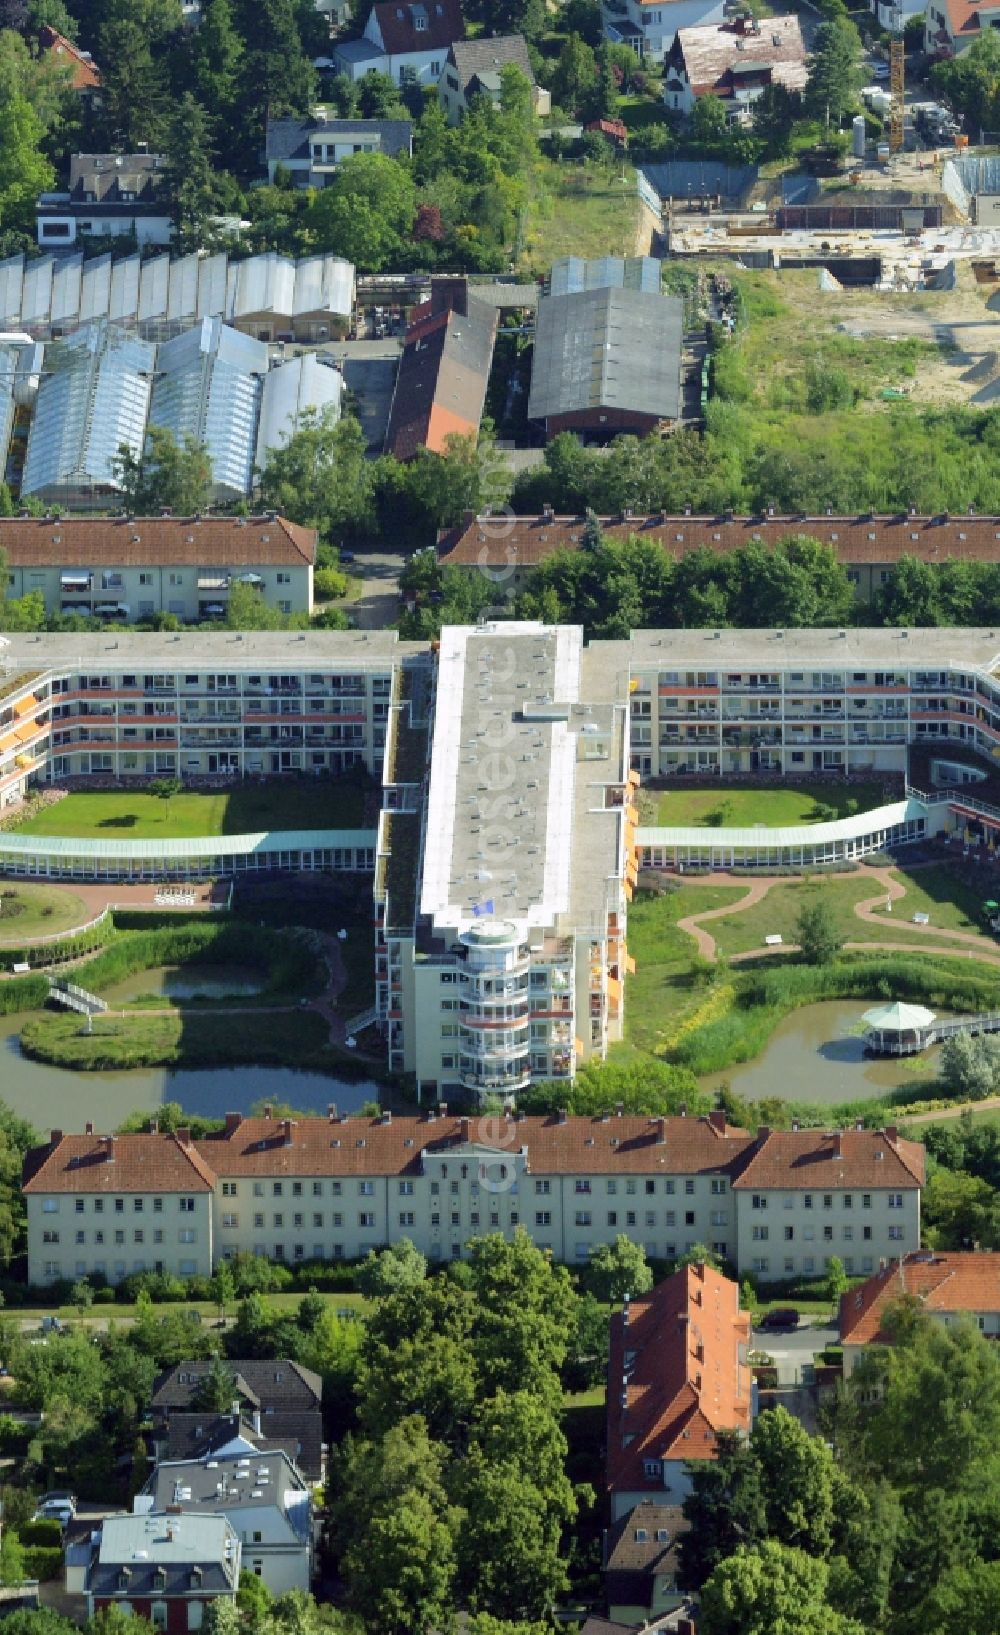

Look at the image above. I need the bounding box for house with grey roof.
[138,1447,313,1595]
[527,263,684,440]
[151,1359,323,1481]
[85,1511,241,1624]
[438,34,548,122]
[603,1502,689,1625]
[265,116,413,186]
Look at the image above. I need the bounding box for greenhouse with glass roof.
[150,318,268,503]
[21,322,154,506]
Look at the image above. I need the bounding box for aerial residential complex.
[7,621,1000,1092]
[22,1111,924,1286]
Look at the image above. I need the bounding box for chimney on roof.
[709,1109,726,1133]
[166,1504,182,1516]
[150,1118,159,1134]
[460,1117,471,1141]
[281,1119,295,1145]
[832,1130,843,1159]
[439,1101,448,1117]
[50,1129,63,1146]
[557,1108,568,1124]
[615,1102,624,1117]
[655,1117,666,1145]
[679,1103,687,1118]
[791,1119,799,1132]
[103,1134,116,1158]
[224,1112,243,1134]
[757,1126,771,1142]
[382,1109,392,1125]
[885,1125,898,1144]
[328,1104,338,1122]
[85,1121,94,1136]
[855,1119,864,1131]
[176,1127,191,1146]
[264,1104,273,1118]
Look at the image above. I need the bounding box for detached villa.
[664,15,808,122]
[333,0,465,84]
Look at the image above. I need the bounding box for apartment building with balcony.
[0,629,425,811]
[375,622,636,1102]
[23,1112,923,1286]
[1,516,316,624]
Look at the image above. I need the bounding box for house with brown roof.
[385,281,497,460]
[0,515,316,622]
[333,0,464,83]
[435,509,1000,604]
[606,1263,753,1520]
[731,1124,925,1284]
[839,1249,1000,1373]
[38,26,102,96]
[663,15,807,123]
[22,1112,924,1287]
[924,0,998,55]
[151,1359,324,1480]
[603,1501,690,1624]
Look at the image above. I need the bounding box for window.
[888,1193,903,1209]
[399,1180,414,1195]
[254,1213,264,1229]
[823,1195,832,1209]
[607,1211,618,1226]
[606,1179,617,1195]
[292,1182,302,1197]
[711,1179,726,1194]
[888,1225,904,1241]
[75,1199,84,1214]
[863,1225,872,1241]
[784,1225,794,1241]
[535,1180,550,1194]
[179,1197,195,1213]
[862,1194,872,1209]
[575,1211,591,1226]
[684,1210,695,1226]
[685,1179,695,1195]
[222,1182,237,1197]
[843,1226,853,1241]
[273,1182,283,1197]
[41,1199,59,1215]
[359,1212,376,1228]
[400,1212,415,1227]
[753,1225,769,1241]
[575,1180,591,1194]
[752,1194,767,1210]
[645,1180,655,1195]
[179,1228,196,1244]
[313,1181,322,1196]
[222,1214,238,1229]
[823,1226,833,1241]
[752,1257,769,1272]
[536,1211,551,1226]
[359,1180,374,1196]
[843,1194,853,1209]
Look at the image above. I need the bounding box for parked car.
[34,1492,77,1526]
[758,1307,800,1330]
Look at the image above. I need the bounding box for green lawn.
[0,882,90,942]
[15,778,368,840]
[519,157,641,276]
[705,868,996,960]
[10,1290,371,1324]
[619,883,748,1059]
[19,1007,334,1071]
[645,781,889,829]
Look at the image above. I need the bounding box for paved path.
[674,862,1000,967]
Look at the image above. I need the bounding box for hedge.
[22,1547,63,1581]
[19,1520,63,1548]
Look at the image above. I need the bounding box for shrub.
[314,567,349,599]
[18,1520,63,1548]
[22,1547,63,1581]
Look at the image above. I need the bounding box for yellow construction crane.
[889,0,905,153]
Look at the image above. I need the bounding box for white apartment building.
[376,623,637,1101]
[0,629,426,809]
[23,1112,925,1286]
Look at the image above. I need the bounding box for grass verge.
[18,1007,334,1071]
[644,780,889,828]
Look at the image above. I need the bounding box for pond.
[0,1014,381,1130]
[102,965,265,1004]
[699,1000,946,1107]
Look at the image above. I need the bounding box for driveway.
[753,1322,838,1387]
[346,547,402,629]
[317,337,401,454]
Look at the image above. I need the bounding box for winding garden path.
[675,862,1000,968]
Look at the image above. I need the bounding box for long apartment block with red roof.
[839,1248,1000,1373]
[23,1110,923,1288]
[606,1262,753,1519]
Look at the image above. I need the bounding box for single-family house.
[332,0,465,84]
[265,116,413,185]
[606,1262,753,1521]
[603,1502,690,1624]
[151,1360,323,1481]
[37,153,172,251]
[438,34,547,122]
[925,0,1000,55]
[38,26,102,98]
[601,0,725,65]
[138,1448,313,1594]
[839,1249,1000,1374]
[663,15,808,122]
[85,1512,241,1628]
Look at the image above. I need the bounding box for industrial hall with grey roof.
[527,256,684,439]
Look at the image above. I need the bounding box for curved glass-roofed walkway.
[637,798,931,871]
[0,829,377,881]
